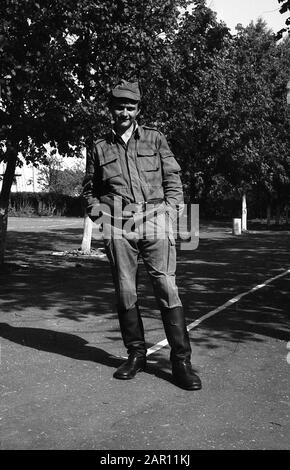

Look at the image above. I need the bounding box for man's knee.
[116,291,138,312]
[151,275,182,310]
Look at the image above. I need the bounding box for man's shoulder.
[141,124,162,134]
[139,125,165,142]
[93,133,112,149]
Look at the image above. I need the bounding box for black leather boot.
[113,353,146,379]
[113,305,146,380]
[171,360,201,390]
[160,306,201,390]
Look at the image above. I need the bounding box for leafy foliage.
[0,0,190,162]
[37,156,85,196]
[277,0,290,38]
[157,14,290,213]
[0,0,289,230]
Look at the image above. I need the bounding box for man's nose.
[121,108,129,116]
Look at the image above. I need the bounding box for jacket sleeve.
[157,132,184,216]
[82,142,100,210]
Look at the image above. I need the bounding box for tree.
[150,0,232,203]
[0,0,190,264]
[159,11,290,225]
[0,0,83,263]
[37,155,85,196]
[227,23,290,224]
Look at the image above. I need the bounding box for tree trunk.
[275,203,281,225]
[266,204,271,228]
[81,212,93,254]
[285,205,289,225]
[80,145,93,255]
[241,193,247,231]
[0,143,18,265]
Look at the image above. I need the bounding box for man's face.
[110,99,140,133]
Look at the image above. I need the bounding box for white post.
[81,213,93,254]
[80,145,93,254]
[241,193,247,231]
[232,218,242,235]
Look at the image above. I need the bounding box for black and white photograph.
[0,0,289,456]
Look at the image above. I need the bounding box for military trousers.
[103,206,182,312]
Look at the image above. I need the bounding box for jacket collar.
[110,122,142,143]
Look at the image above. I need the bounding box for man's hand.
[82,180,98,208]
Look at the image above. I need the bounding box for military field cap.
[111,79,141,101]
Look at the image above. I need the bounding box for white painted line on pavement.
[146,267,290,357]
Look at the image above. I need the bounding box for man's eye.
[115,106,136,111]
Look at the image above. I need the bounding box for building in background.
[0,149,86,193]
[0,158,41,192]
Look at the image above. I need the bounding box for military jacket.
[82,125,184,211]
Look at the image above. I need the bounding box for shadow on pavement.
[0,321,178,386]
[1,225,290,356]
[0,321,121,365]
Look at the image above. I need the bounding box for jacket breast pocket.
[137,149,160,172]
[99,153,122,181]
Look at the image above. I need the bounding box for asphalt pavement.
[0,217,289,451]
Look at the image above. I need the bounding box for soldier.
[82,79,201,390]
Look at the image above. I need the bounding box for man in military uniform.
[82,80,201,390]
